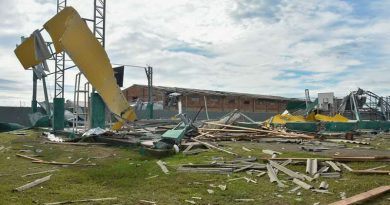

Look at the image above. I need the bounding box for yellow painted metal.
[14,36,39,69]
[305,112,316,121]
[43,7,76,53]
[44,7,136,128]
[268,114,307,125]
[315,114,349,122]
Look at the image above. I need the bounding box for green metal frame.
[90,93,106,128]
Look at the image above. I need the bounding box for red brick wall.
[123,85,291,113]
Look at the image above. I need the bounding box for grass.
[0,129,389,204]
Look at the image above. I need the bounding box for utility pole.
[145,66,153,119]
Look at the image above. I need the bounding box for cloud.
[0,0,389,106]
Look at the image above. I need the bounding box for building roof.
[126,84,303,101]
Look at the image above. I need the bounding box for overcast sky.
[0,0,389,106]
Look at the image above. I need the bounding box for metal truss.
[54,0,67,98]
[93,0,106,47]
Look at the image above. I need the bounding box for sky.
[0,0,389,106]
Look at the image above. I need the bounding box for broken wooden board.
[292,178,313,190]
[156,160,169,174]
[328,185,390,205]
[351,170,390,175]
[269,160,306,180]
[177,167,233,174]
[203,121,314,139]
[14,175,51,192]
[44,197,118,205]
[266,164,285,187]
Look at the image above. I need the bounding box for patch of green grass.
[0,130,389,204]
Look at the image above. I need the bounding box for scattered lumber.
[156,160,169,174]
[269,160,306,180]
[266,164,285,187]
[191,138,238,156]
[14,175,51,192]
[328,185,390,205]
[203,121,314,139]
[43,197,118,205]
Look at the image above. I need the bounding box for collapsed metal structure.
[338,88,390,121]
[14,2,139,134]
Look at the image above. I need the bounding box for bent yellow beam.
[45,7,136,128]
[43,7,76,53]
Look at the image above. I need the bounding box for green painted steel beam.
[90,93,106,128]
[53,97,65,131]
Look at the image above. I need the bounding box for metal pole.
[42,75,51,116]
[32,72,38,113]
[204,96,209,120]
[145,66,154,119]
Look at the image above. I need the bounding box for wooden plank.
[16,154,43,162]
[328,185,390,205]
[351,170,390,175]
[156,160,169,175]
[43,197,117,205]
[233,164,254,173]
[292,178,313,190]
[199,128,258,133]
[266,164,285,187]
[333,156,390,162]
[191,138,238,156]
[14,175,51,192]
[203,122,314,139]
[32,161,96,166]
[261,157,333,161]
[177,167,233,174]
[269,160,306,180]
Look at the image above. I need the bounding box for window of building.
[191,97,199,102]
[243,100,250,105]
[210,97,219,103]
[227,98,235,104]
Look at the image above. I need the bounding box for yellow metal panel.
[43,7,77,53]
[14,36,40,69]
[269,114,307,124]
[315,114,349,122]
[59,9,136,126]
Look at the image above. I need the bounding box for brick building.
[123,84,302,113]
